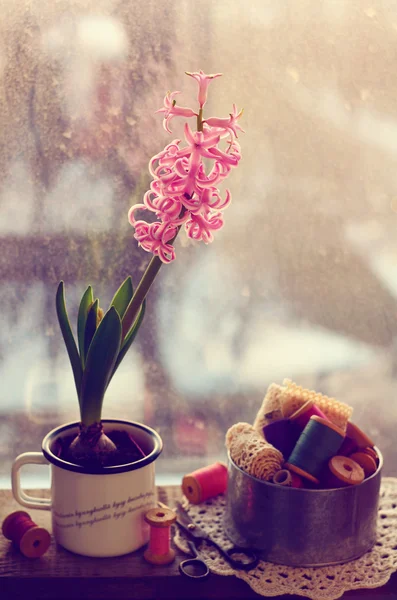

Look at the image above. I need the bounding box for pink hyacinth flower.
[156,91,197,133]
[185,70,223,108]
[128,204,178,263]
[128,70,243,263]
[185,209,224,244]
[204,104,245,139]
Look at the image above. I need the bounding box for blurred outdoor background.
[1,0,397,486]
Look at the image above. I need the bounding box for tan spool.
[144,507,176,565]
[349,452,377,477]
[273,469,292,486]
[284,462,320,485]
[2,511,51,558]
[328,456,365,486]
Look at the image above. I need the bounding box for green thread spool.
[285,416,345,484]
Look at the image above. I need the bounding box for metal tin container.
[223,449,382,567]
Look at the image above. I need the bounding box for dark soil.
[51,429,146,467]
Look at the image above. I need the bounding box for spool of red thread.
[344,421,375,450]
[144,507,176,565]
[349,451,377,477]
[2,511,51,558]
[325,456,365,488]
[338,435,358,457]
[289,400,328,430]
[182,462,228,504]
[362,446,379,464]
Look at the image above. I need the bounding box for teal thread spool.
[285,416,345,484]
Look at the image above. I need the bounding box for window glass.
[1,0,396,487]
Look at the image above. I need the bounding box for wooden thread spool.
[182,462,228,504]
[272,469,303,488]
[362,447,379,463]
[273,469,292,486]
[144,507,176,565]
[285,416,345,484]
[349,451,377,477]
[326,456,365,488]
[289,400,328,431]
[2,511,51,558]
[338,435,358,457]
[345,422,375,450]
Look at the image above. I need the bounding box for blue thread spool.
[285,416,345,484]
[263,419,301,459]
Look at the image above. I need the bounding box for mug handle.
[11,452,51,510]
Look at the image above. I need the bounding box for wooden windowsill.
[1,487,396,600]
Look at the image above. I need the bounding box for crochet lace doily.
[174,477,397,600]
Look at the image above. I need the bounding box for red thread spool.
[325,456,365,488]
[344,421,375,450]
[349,451,377,477]
[182,462,228,504]
[362,446,379,464]
[289,400,328,430]
[338,435,358,457]
[144,507,176,565]
[2,511,51,558]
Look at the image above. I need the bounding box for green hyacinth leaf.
[77,285,94,368]
[110,299,146,383]
[80,307,122,426]
[110,276,133,320]
[83,299,99,365]
[56,281,82,404]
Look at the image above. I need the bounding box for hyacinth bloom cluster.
[128,70,244,263]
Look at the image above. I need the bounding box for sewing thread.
[182,462,228,504]
[326,455,365,487]
[144,507,176,565]
[345,421,375,449]
[349,451,377,477]
[263,419,301,459]
[2,511,51,558]
[285,415,345,483]
[289,400,328,430]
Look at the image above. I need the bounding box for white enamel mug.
[11,419,163,557]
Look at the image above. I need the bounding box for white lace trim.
[174,477,397,599]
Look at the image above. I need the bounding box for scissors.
[175,501,258,577]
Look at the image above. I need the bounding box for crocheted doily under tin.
[173,477,397,600]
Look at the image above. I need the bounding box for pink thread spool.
[2,511,51,558]
[289,400,328,430]
[144,507,176,565]
[182,462,228,504]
